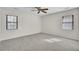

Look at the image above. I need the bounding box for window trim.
[6,15,18,30]
[62,15,74,30]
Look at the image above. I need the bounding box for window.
[62,15,74,30]
[6,15,18,30]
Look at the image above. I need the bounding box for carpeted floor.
[0,33,79,51]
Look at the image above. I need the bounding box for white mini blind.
[62,15,74,30]
[6,15,18,30]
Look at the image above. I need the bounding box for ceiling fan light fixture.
[33,7,48,14]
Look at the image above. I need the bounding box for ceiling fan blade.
[34,7,48,14]
[42,8,48,10]
[37,10,40,14]
[41,10,47,13]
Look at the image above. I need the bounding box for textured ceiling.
[0,7,76,16]
[38,7,76,16]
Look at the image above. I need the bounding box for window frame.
[6,15,18,30]
[62,15,74,30]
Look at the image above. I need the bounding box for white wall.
[41,8,79,40]
[0,8,79,41]
[0,8,41,41]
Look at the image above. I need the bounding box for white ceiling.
[38,7,76,16]
[0,7,76,16]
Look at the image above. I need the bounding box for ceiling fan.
[33,7,48,14]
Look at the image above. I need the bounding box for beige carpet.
[0,33,79,51]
